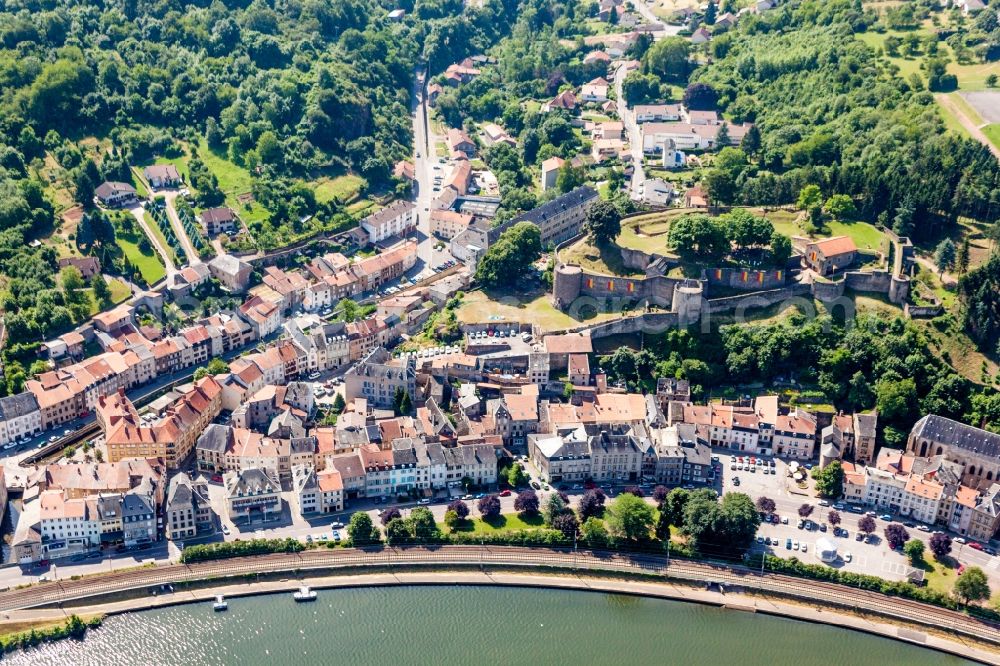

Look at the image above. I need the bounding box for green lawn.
[448,513,547,534]
[562,238,647,276]
[983,124,1000,151]
[456,288,620,333]
[825,220,886,252]
[196,138,253,195]
[116,232,165,286]
[857,28,1000,92]
[938,103,974,139]
[916,556,958,596]
[108,277,132,302]
[315,174,367,204]
[347,199,378,217]
[130,169,149,199]
[193,138,271,227]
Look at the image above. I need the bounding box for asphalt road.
[410,67,456,274]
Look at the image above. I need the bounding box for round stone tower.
[671,279,704,326]
[889,273,910,305]
[552,264,582,311]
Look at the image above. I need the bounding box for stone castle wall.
[703,266,789,291]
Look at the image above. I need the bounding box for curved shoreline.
[12,570,998,665]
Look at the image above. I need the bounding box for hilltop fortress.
[551,225,914,336]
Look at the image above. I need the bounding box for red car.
[969,542,984,551]
[211,474,223,483]
[499,489,511,497]
[584,480,596,490]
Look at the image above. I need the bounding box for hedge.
[180,538,304,563]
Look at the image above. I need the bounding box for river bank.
[4,570,997,664]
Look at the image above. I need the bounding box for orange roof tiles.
[811,235,857,257]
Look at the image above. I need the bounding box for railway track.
[0,546,997,646]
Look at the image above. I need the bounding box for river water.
[4,586,975,665]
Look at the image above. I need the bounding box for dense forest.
[0,0,523,181]
[695,0,1000,241]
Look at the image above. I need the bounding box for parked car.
[969,542,983,551]
[499,489,511,497]
[818,500,829,507]
[785,538,792,550]
[843,552,853,563]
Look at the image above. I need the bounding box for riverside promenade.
[0,546,997,663]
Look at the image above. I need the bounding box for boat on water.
[293,586,317,602]
[213,595,228,611]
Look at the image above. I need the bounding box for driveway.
[410,67,457,274]
[162,191,201,266]
[127,203,177,276]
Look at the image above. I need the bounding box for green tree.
[934,238,956,275]
[770,232,792,266]
[621,71,661,105]
[987,73,998,88]
[954,566,991,605]
[556,162,584,193]
[606,493,655,541]
[681,491,760,556]
[408,507,440,541]
[331,392,346,414]
[956,238,970,276]
[60,266,85,300]
[583,199,621,247]
[704,0,717,24]
[796,185,823,211]
[580,516,610,547]
[385,517,410,545]
[662,487,691,527]
[337,298,359,322]
[475,222,542,289]
[347,511,381,545]
[903,538,925,565]
[544,492,569,526]
[443,509,460,532]
[823,194,856,221]
[506,462,527,488]
[642,37,691,84]
[668,214,730,260]
[91,274,111,304]
[876,377,918,423]
[810,461,844,498]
